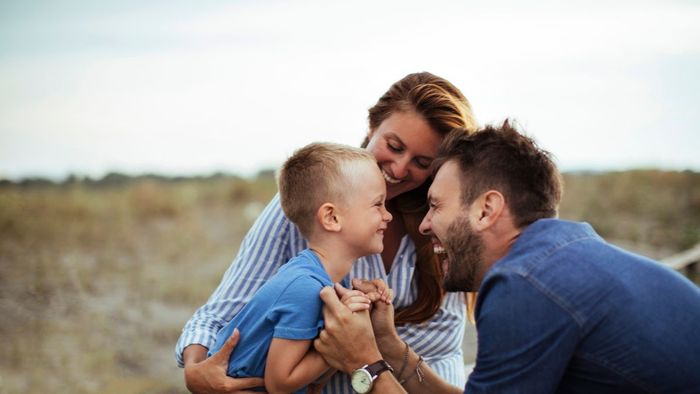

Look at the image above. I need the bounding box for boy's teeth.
[382,169,401,184]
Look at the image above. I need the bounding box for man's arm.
[314,286,463,394]
[350,280,463,394]
[265,338,329,394]
[466,274,579,393]
[182,329,265,394]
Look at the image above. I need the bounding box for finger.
[341,295,371,306]
[347,302,371,313]
[225,376,265,391]
[340,290,370,301]
[211,327,240,362]
[371,279,388,293]
[333,282,352,298]
[320,286,346,315]
[352,278,379,294]
[385,288,394,304]
[365,291,382,303]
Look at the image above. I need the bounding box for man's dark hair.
[434,120,563,228]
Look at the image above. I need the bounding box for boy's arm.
[265,338,329,394]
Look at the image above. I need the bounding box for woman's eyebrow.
[386,132,405,146]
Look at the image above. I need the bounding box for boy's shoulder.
[278,249,331,283]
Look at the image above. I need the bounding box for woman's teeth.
[382,169,401,184]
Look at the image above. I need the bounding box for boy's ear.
[318,203,341,232]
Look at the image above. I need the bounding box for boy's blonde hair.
[278,142,376,239]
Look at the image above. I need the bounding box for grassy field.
[0,170,698,393]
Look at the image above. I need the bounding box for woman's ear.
[318,202,341,232]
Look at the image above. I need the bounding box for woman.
[176,72,478,393]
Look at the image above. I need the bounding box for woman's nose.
[391,155,411,179]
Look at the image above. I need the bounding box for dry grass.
[0,170,697,393]
[0,177,276,394]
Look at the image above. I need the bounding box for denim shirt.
[466,219,700,394]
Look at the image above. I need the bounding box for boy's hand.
[352,278,394,304]
[183,328,265,394]
[336,283,372,312]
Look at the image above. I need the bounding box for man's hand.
[314,286,383,374]
[183,328,265,394]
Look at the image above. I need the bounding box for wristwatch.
[350,360,394,393]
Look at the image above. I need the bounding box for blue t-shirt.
[208,249,333,392]
[466,219,700,394]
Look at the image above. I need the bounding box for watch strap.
[365,359,394,378]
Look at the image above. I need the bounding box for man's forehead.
[431,160,462,196]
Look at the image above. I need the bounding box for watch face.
[351,369,372,393]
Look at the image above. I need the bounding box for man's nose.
[419,214,431,235]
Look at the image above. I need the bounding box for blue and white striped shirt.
[175,194,467,393]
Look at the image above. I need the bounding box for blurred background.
[1,0,699,393]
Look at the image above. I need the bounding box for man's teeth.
[381,169,401,184]
[433,245,446,254]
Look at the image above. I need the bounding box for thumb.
[320,285,346,314]
[352,278,378,294]
[211,327,239,363]
[334,282,352,298]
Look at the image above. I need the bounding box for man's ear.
[318,202,341,232]
[471,190,505,231]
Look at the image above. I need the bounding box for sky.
[1,0,699,180]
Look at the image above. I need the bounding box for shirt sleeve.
[466,272,581,393]
[267,275,325,340]
[174,194,298,367]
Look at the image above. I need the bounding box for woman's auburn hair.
[364,72,477,325]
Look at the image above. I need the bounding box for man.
[314,121,700,393]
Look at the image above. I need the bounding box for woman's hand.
[183,328,265,394]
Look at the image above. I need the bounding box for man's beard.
[443,214,484,292]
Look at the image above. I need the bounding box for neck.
[307,240,357,283]
[478,226,523,285]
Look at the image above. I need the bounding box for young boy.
[207,142,393,393]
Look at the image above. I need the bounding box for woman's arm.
[176,195,300,392]
[183,329,265,394]
[265,338,329,394]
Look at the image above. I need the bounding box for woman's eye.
[387,142,402,152]
[415,159,432,169]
